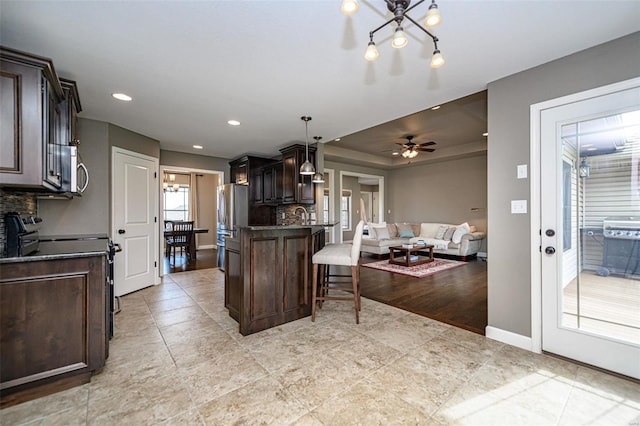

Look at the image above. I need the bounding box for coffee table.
[388,244,434,267]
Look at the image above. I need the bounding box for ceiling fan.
[394,135,436,159]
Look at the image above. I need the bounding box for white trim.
[111,147,161,286]
[159,165,224,276]
[338,170,385,243]
[477,251,487,258]
[529,76,640,356]
[486,326,534,352]
[198,244,215,250]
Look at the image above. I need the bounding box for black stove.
[4,212,41,257]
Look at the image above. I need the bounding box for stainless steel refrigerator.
[216,183,248,270]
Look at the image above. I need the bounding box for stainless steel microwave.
[61,145,89,195]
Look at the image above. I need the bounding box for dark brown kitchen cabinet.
[0,254,107,407]
[0,47,66,191]
[279,144,316,205]
[224,226,325,335]
[59,78,82,146]
[262,161,282,205]
[228,156,278,225]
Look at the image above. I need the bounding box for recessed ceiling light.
[482,132,489,137]
[334,138,341,141]
[431,105,441,110]
[392,152,399,156]
[112,93,132,101]
[227,120,240,126]
[193,145,203,150]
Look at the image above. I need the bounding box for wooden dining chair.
[166,221,194,266]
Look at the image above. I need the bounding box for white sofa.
[360,222,486,261]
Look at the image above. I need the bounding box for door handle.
[545,246,556,254]
[118,229,126,234]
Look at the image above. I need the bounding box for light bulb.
[173,183,179,191]
[364,41,380,61]
[392,27,408,49]
[340,0,359,16]
[424,4,441,27]
[430,50,445,68]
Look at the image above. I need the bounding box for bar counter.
[224,225,326,335]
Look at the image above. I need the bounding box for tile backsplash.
[0,189,38,256]
[277,204,316,226]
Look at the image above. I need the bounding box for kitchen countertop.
[240,221,340,231]
[0,236,110,264]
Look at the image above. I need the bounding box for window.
[164,186,189,222]
[323,192,330,224]
[341,190,352,230]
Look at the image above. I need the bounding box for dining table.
[164,226,209,260]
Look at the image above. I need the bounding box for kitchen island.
[224,225,327,335]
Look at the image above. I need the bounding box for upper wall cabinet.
[0,47,79,192]
[279,144,316,205]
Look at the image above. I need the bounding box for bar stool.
[311,220,364,324]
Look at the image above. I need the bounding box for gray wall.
[387,154,487,234]
[38,118,110,235]
[160,150,230,182]
[487,31,640,338]
[38,118,162,237]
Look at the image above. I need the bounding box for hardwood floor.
[164,248,218,273]
[358,254,488,335]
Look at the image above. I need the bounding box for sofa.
[360,222,486,260]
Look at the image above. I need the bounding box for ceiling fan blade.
[418,141,436,147]
[416,147,436,152]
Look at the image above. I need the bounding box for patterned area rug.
[361,258,467,278]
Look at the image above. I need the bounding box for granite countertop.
[241,221,340,231]
[0,237,110,264]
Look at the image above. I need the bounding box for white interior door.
[540,81,640,379]
[113,148,158,296]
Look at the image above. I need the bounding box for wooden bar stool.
[311,220,364,323]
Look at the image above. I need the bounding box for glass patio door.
[540,82,640,379]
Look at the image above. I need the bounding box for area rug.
[362,258,467,278]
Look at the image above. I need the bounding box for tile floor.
[3,268,639,425]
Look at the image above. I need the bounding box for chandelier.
[341,0,445,69]
[163,172,179,192]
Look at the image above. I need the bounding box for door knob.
[545,246,556,254]
[118,229,126,234]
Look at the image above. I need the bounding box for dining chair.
[166,221,194,266]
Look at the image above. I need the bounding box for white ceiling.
[1,1,638,165]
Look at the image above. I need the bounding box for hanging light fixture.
[579,158,590,178]
[402,148,419,159]
[342,0,444,69]
[311,136,325,183]
[163,172,179,192]
[300,116,315,176]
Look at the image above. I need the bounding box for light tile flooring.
[3,268,639,425]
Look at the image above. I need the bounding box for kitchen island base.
[225,225,325,335]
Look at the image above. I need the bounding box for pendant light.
[300,116,315,176]
[311,136,325,183]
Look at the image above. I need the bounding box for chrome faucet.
[294,206,309,225]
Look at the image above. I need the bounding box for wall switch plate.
[517,164,528,179]
[511,200,527,214]
[282,212,285,219]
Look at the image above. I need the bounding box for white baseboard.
[198,244,215,250]
[485,326,535,352]
[477,251,487,258]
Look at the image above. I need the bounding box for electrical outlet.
[511,200,527,214]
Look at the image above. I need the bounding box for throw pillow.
[443,226,456,241]
[396,223,415,238]
[452,222,471,244]
[398,230,414,238]
[374,226,390,240]
[435,225,448,239]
